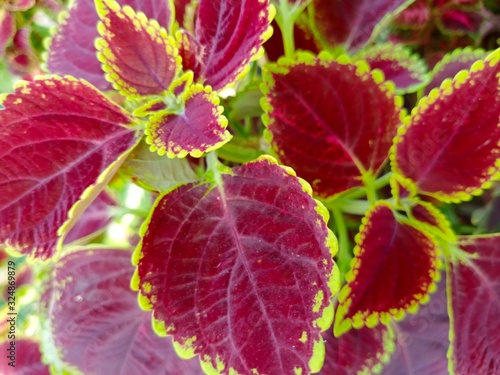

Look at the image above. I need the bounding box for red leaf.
[393,0,431,29]
[192,0,274,90]
[407,200,455,241]
[0,77,138,258]
[0,10,15,56]
[334,202,440,336]
[424,47,488,95]
[175,29,204,83]
[320,324,395,374]
[438,9,483,34]
[42,248,203,375]
[262,52,403,198]
[133,156,339,375]
[310,0,414,51]
[382,278,449,375]
[355,43,429,93]
[145,84,231,158]
[95,0,181,97]
[392,49,500,203]
[448,235,500,374]
[46,0,174,90]
[0,339,49,375]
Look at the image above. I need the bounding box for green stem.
[277,0,296,58]
[324,172,392,205]
[362,172,378,204]
[331,204,352,276]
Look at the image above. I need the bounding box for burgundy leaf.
[393,0,431,29]
[355,43,429,93]
[334,202,440,336]
[407,200,455,240]
[382,279,449,375]
[438,8,484,34]
[134,156,339,375]
[424,47,488,95]
[310,0,415,51]
[95,0,181,97]
[64,191,116,244]
[42,247,203,375]
[448,235,500,374]
[175,29,204,82]
[0,339,50,375]
[193,0,274,90]
[320,324,395,374]
[392,49,500,203]
[46,0,174,90]
[0,10,15,56]
[0,77,138,258]
[262,52,402,198]
[145,84,231,158]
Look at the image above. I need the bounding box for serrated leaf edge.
[94,0,182,99]
[131,154,340,375]
[144,83,231,158]
[391,48,500,203]
[334,200,441,337]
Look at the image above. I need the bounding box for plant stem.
[278,0,296,58]
[331,204,352,276]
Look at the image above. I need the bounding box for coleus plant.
[0,0,499,374]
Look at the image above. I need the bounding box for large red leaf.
[0,339,50,375]
[310,0,414,51]
[95,0,181,97]
[382,278,449,375]
[191,0,274,90]
[42,247,203,375]
[334,201,440,336]
[447,235,500,374]
[392,49,500,203]
[145,84,231,158]
[0,77,138,258]
[262,52,403,198]
[320,324,395,374]
[133,156,339,375]
[46,0,174,90]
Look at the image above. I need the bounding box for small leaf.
[193,0,274,90]
[64,191,116,245]
[392,48,500,203]
[133,156,339,375]
[0,10,15,56]
[0,339,50,375]
[145,84,231,158]
[407,200,456,241]
[334,201,440,336]
[42,247,204,375]
[310,0,414,51]
[437,8,483,34]
[355,43,429,94]
[424,47,488,95]
[95,0,181,97]
[262,52,403,198]
[320,324,395,375]
[382,278,449,375]
[120,139,198,192]
[447,235,500,374]
[46,0,174,90]
[175,29,204,82]
[0,77,138,258]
